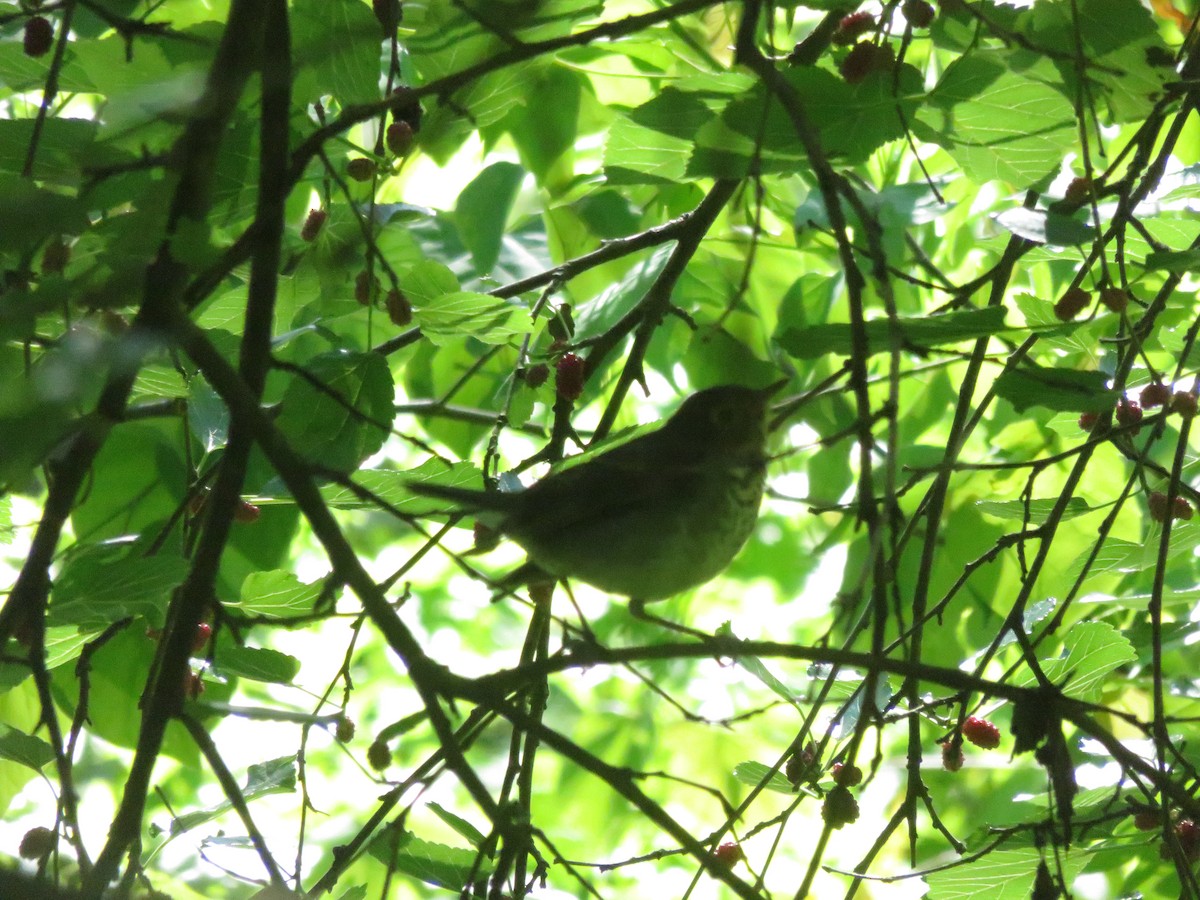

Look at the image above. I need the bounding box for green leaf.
[230,571,322,618]
[0,175,88,253]
[731,761,795,795]
[994,207,1094,246]
[367,823,493,888]
[275,351,395,473]
[213,647,300,684]
[170,755,297,835]
[778,307,1007,359]
[995,364,1114,413]
[1144,249,1200,272]
[292,0,381,106]
[416,292,531,346]
[428,802,487,848]
[0,725,55,771]
[48,544,188,628]
[1014,622,1136,702]
[320,460,482,511]
[976,498,1095,525]
[917,49,1076,188]
[926,848,1086,899]
[455,162,525,276]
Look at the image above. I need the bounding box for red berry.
[1171,391,1198,418]
[386,121,414,157]
[786,742,819,785]
[1177,819,1200,861]
[714,841,744,866]
[1078,411,1100,432]
[1099,287,1129,313]
[902,0,936,27]
[555,352,585,401]
[234,499,261,523]
[23,16,54,58]
[1133,809,1159,831]
[355,270,379,305]
[831,762,863,786]
[1141,383,1171,409]
[1054,286,1091,321]
[1063,176,1093,204]
[832,11,875,45]
[1148,491,1170,523]
[962,715,1001,749]
[821,785,860,828]
[1174,496,1194,521]
[346,157,377,182]
[1115,399,1143,428]
[941,740,964,772]
[839,42,893,84]
[192,622,212,654]
[19,826,55,860]
[386,288,412,326]
[300,208,327,242]
[41,236,70,274]
[336,716,356,743]
[524,363,549,388]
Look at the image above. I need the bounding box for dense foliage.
[2,0,1200,897]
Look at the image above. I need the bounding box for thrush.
[408,381,783,601]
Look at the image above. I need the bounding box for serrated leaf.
[994,364,1114,413]
[214,647,300,684]
[778,307,1007,359]
[1013,621,1136,702]
[231,571,322,618]
[976,498,1094,524]
[994,207,1094,246]
[0,725,55,771]
[318,460,482,511]
[368,824,493,889]
[415,291,531,346]
[48,544,188,628]
[171,755,296,835]
[731,761,795,795]
[926,848,1086,900]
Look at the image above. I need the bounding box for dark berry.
[367,738,392,771]
[1171,391,1198,418]
[1174,496,1194,521]
[902,0,936,27]
[372,0,402,34]
[355,270,379,306]
[300,208,327,242]
[555,352,585,401]
[832,11,875,45]
[1063,176,1093,204]
[336,716,356,743]
[41,236,69,274]
[23,16,53,58]
[234,499,261,523]
[346,157,377,182]
[390,91,423,131]
[1176,819,1200,862]
[1141,383,1171,409]
[386,288,412,326]
[524,363,549,388]
[1078,411,1100,432]
[831,762,863,786]
[1099,287,1129,313]
[786,742,819,785]
[1148,491,1170,523]
[941,740,964,772]
[821,785,860,828]
[19,826,55,860]
[1054,286,1090,321]
[1133,809,1160,831]
[386,121,414,157]
[1115,399,1143,428]
[839,42,893,84]
[962,715,1001,749]
[184,670,205,700]
[714,841,744,866]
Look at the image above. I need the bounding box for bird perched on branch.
[407,381,785,602]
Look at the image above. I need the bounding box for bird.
[407,381,784,602]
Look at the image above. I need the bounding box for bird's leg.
[628,598,710,642]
